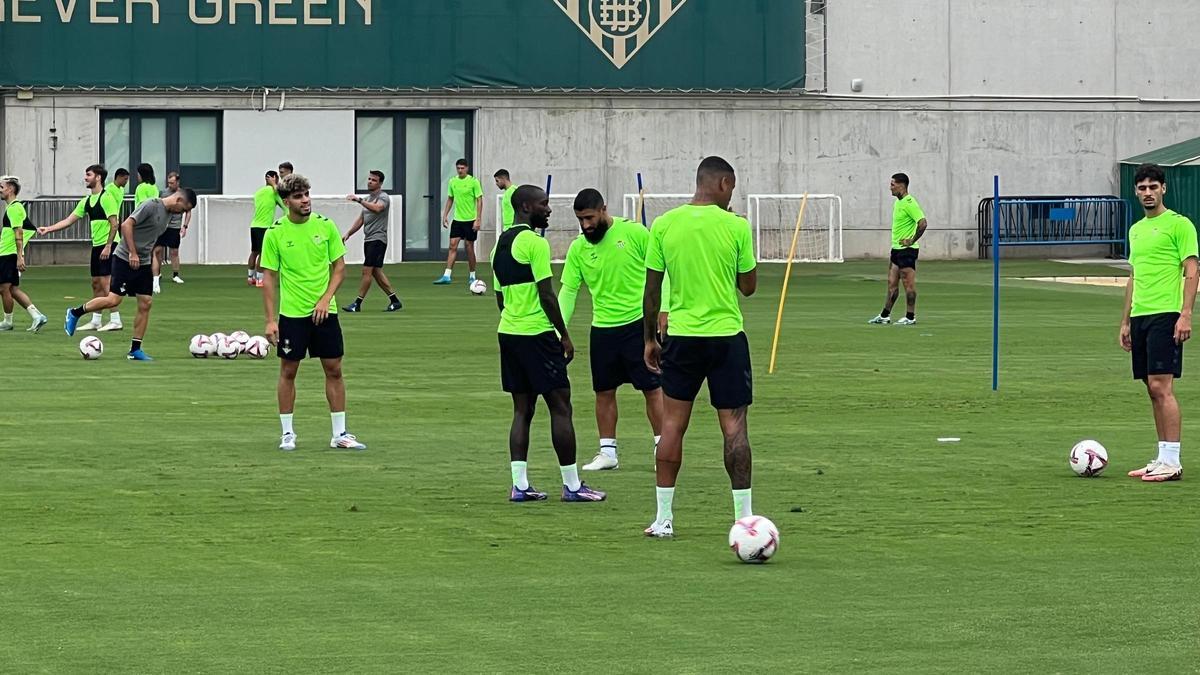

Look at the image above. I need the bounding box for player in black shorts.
[870,173,928,326]
[642,157,758,538]
[341,170,402,312]
[434,159,484,287]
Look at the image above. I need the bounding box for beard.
[582,219,610,244]
[530,211,550,230]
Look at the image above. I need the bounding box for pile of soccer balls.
[189,330,270,360]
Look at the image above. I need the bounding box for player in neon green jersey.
[152,171,191,293]
[435,159,483,286]
[642,157,758,538]
[39,164,123,332]
[1121,164,1199,483]
[134,163,158,207]
[0,176,48,332]
[494,169,518,231]
[248,171,281,288]
[559,188,664,471]
[869,172,928,326]
[261,174,365,452]
[106,168,129,206]
[493,185,605,503]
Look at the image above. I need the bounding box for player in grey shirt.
[65,188,197,360]
[152,171,191,293]
[341,170,402,312]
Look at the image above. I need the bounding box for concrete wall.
[223,109,356,195]
[826,0,1200,98]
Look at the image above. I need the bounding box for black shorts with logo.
[890,248,919,270]
[1131,312,1183,380]
[155,228,181,249]
[499,331,570,395]
[0,254,19,286]
[450,220,479,242]
[110,256,154,297]
[661,332,753,409]
[278,314,344,361]
[250,228,267,254]
[90,245,113,277]
[591,320,661,393]
[363,240,387,268]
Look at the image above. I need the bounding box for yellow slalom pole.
[768,194,810,374]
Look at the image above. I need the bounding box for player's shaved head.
[573,188,605,212]
[513,185,551,230]
[512,185,545,214]
[694,156,737,210]
[696,156,735,186]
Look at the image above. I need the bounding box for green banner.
[0,0,804,90]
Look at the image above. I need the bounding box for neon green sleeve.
[558,284,579,326]
[660,270,672,312]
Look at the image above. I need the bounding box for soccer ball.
[216,336,242,360]
[1069,440,1109,477]
[245,335,270,359]
[470,279,487,295]
[79,336,103,360]
[189,334,215,358]
[230,330,251,347]
[210,332,228,348]
[728,516,780,564]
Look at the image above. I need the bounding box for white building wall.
[222,109,356,195]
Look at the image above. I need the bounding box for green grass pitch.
[1,260,1196,673]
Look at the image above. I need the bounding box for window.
[100,111,223,193]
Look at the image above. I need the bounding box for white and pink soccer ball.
[229,331,251,348]
[244,335,270,359]
[728,515,780,564]
[216,336,243,359]
[189,334,216,358]
[78,336,103,360]
[210,332,228,348]
[1069,440,1109,477]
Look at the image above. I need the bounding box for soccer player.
[642,157,757,538]
[0,176,48,332]
[1121,163,1198,483]
[493,184,605,503]
[434,159,483,286]
[133,164,158,207]
[152,171,190,293]
[261,174,366,452]
[248,171,281,288]
[106,168,129,205]
[39,164,123,332]
[341,170,401,312]
[559,188,664,471]
[494,169,517,231]
[869,172,927,326]
[64,188,197,360]
[278,162,294,180]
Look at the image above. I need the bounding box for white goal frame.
[490,191,584,262]
[620,193,692,226]
[746,194,844,263]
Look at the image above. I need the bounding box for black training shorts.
[0,254,19,286]
[110,256,153,297]
[890,248,919,270]
[499,331,570,395]
[90,245,113,277]
[278,314,345,361]
[1131,312,1183,380]
[155,228,181,249]
[661,332,753,409]
[250,228,267,254]
[363,240,387,268]
[449,220,479,242]
[590,320,661,393]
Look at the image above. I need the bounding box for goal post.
[747,194,843,263]
[485,191,584,263]
[621,194,692,228]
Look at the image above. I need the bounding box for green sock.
[511,461,529,490]
[732,488,752,520]
[656,487,675,523]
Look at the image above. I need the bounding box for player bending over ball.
[1121,163,1198,483]
[494,184,606,503]
[869,172,927,326]
[64,188,197,361]
[559,188,665,471]
[643,157,757,538]
[261,174,366,452]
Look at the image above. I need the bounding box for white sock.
[1,312,11,324]
[331,411,347,437]
[443,268,453,278]
[469,271,477,282]
[1159,441,1181,465]
[511,461,529,490]
[656,486,675,523]
[560,464,581,492]
[256,272,264,281]
[600,438,618,459]
[91,312,102,325]
[27,305,42,318]
[280,413,294,435]
[109,311,121,324]
[733,488,753,519]
[248,268,255,278]
[654,434,662,447]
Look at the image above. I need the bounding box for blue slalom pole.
[541,175,553,238]
[992,175,1000,392]
[637,172,647,226]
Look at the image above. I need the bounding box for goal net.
[193,195,403,265]
[482,192,586,262]
[747,194,843,263]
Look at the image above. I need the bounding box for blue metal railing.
[977,195,1131,259]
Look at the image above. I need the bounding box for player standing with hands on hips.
[261,174,366,452]
[1121,163,1198,483]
